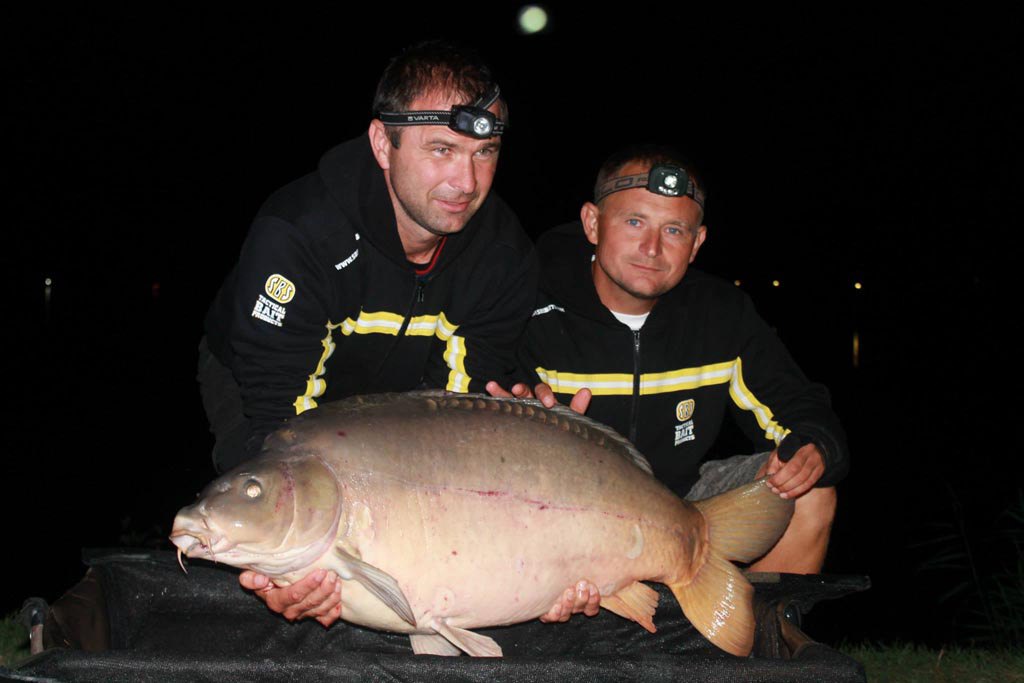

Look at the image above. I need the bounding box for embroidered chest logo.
[674,399,696,446]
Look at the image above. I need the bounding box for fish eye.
[244,480,262,499]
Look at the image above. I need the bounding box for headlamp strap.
[377,85,505,138]
[593,164,705,210]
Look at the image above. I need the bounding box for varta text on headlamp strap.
[594,163,706,211]
[377,85,506,139]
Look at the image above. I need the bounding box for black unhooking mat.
[10,549,869,682]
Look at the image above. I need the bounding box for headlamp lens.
[472,116,492,137]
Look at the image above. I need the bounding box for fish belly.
[331,457,697,631]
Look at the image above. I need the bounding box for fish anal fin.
[670,550,754,657]
[430,618,503,657]
[332,545,417,627]
[601,581,659,633]
[693,477,794,562]
[410,633,462,657]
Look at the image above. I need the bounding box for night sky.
[5,7,1021,646]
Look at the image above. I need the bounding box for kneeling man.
[497,144,848,578]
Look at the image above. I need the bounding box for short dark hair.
[594,144,705,212]
[373,40,508,147]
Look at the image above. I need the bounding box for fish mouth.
[169,523,236,572]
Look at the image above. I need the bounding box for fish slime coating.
[171,392,793,657]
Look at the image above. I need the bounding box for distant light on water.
[852,331,860,368]
[517,5,548,33]
[44,276,53,320]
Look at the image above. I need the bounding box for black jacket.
[206,135,538,454]
[518,222,848,497]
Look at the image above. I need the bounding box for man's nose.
[448,154,477,195]
[640,229,661,257]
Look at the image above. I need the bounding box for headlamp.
[594,163,705,211]
[451,105,496,138]
[377,85,506,139]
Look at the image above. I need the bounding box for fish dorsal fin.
[409,391,654,475]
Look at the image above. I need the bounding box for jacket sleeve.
[224,215,336,456]
[422,241,539,393]
[729,295,850,486]
[512,292,557,388]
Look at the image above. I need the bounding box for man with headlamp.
[198,41,537,626]
[490,144,848,586]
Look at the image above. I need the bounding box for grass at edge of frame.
[839,641,1024,683]
[0,612,30,668]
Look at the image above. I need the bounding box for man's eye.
[626,219,641,227]
[475,147,496,158]
[665,226,682,236]
[434,147,451,155]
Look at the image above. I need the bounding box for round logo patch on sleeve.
[265,274,296,304]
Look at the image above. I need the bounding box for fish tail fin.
[669,477,794,656]
[693,477,794,563]
[669,549,755,655]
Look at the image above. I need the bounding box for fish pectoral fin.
[410,633,462,657]
[669,549,755,657]
[601,581,659,633]
[333,545,417,627]
[430,618,503,657]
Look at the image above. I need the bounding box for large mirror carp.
[171,392,793,657]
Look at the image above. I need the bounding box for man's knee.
[792,486,836,534]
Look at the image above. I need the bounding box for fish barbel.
[170,392,792,657]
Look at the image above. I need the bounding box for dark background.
[5,6,1021,648]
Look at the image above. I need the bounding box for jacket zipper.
[629,329,641,444]
[374,277,425,379]
[396,279,425,336]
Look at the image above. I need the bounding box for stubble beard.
[393,184,478,238]
[594,258,670,309]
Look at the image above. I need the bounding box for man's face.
[582,161,707,314]
[369,92,502,242]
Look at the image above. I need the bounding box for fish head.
[170,454,342,576]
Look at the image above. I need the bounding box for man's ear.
[580,202,600,246]
[367,120,392,170]
[689,224,708,263]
